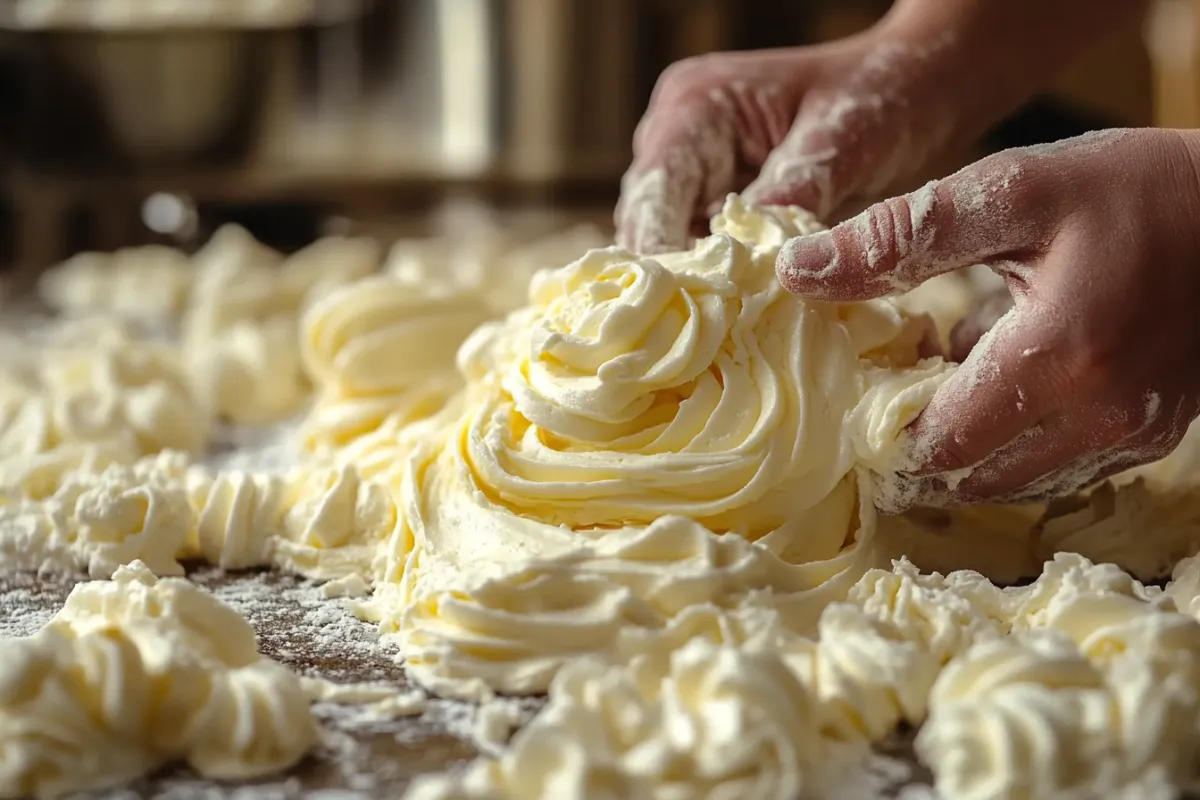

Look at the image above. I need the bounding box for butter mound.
[0,561,316,798]
[358,195,954,698]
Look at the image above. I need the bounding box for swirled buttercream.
[38,245,192,320]
[918,624,1200,799]
[18,192,1200,798]
[39,335,208,456]
[361,194,955,698]
[0,439,138,504]
[184,468,287,570]
[185,316,310,426]
[916,634,1123,800]
[300,276,491,450]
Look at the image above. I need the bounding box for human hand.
[614,0,1149,255]
[614,29,958,254]
[776,128,1200,510]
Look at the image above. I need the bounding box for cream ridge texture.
[7,195,1200,798]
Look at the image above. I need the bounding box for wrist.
[871,0,1151,149]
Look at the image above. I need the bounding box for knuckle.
[654,54,726,103]
[839,198,915,289]
[951,152,1049,239]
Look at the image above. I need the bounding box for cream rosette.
[368,195,953,696]
[300,276,492,450]
[0,627,164,798]
[0,462,191,578]
[847,559,1007,662]
[275,234,381,310]
[470,232,873,537]
[0,391,53,459]
[917,630,1200,798]
[0,440,138,505]
[406,637,841,800]
[48,464,192,579]
[803,603,941,740]
[40,336,209,456]
[185,316,310,426]
[1003,552,1163,631]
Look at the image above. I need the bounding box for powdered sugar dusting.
[0,571,76,637]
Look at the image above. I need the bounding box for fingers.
[955,392,1177,501]
[615,120,737,255]
[742,37,956,218]
[883,393,1194,511]
[904,302,1073,477]
[615,59,758,254]
[776,150,1048,301]
[740,92,864,217]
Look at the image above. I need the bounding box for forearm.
[877,0,1152,147]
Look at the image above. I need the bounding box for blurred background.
[0,0,1190,278]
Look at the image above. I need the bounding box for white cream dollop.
[0,562,316,798]
[38,245,192,320]
[0,463,190,579]
[275,463,397,580]
[183,467,287,571]
[15,194,1200,799]
[407,635,844,800]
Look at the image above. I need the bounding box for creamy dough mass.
[356,197,954,697]
[6,196,1200,799]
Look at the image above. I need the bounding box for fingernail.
[775,231,837,296]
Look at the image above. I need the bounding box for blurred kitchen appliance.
[0,0,817,273]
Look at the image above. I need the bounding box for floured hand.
[614,0,1148,255]
[614,31,956,255]
[777,128,1200,509]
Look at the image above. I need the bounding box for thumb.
[775,152,1046,302]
